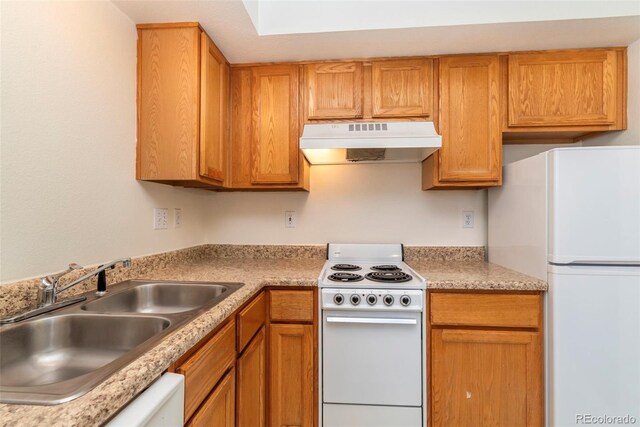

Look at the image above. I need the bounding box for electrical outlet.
[153,208,168,230]
[462,211,474,228]
[174,208,182,228]
[285,211,296,228]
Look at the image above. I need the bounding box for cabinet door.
[199,32,227,183]
[305,62,363,119]
[438,55,501,183]
[187,368,235,427]
[237,327,266,427]
[251,65,299,184]
[138,26,200,181]
[177,320,236,422]
[269,323,314,427]
[431,329,543,427]
[371,59,433,118]
[508,50,618,127]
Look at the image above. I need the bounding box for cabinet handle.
[326,316,417,325]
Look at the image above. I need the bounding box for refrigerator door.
[547,265,640,426]
[548,146,640,264]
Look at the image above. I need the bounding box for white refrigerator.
[488,146,640,427]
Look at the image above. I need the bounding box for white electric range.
[318,243,426,427]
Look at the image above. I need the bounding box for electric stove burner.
[371,265,402,272]
[328,272,364,282]
[331,264,362,271]
[365,271,412,283]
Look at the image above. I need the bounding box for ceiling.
[113,0,640,64]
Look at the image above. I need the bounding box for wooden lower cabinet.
[176,320,236,422]
[269,323,315,427]
[173,289,315,427]
[431,329,543,427]
[187,368,236,427]
[237,327,267,427]
[429,291,544,427]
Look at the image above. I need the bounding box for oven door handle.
[326,316,417,325]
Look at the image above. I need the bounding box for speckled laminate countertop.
[415,260,547,291]
[0,247,546,426]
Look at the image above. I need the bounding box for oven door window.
[322,310,422,406]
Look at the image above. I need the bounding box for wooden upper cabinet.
[507,49,621,128]
[229,66,309,190]
[371,59,433,118]
[305,62,363,119]
[423,55,501,189]
[137,23,228,188]
[251,65,300,184]
[199,32,228,184]
[138,25,200,182]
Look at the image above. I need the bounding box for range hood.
[299,122,441,165]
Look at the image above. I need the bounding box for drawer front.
[430,293,540,328]
[269,290,314,322]
[177,319,236,421]
[237,291,266,352]
[186,368,235,427]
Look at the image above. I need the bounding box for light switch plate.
[285,211,296,228]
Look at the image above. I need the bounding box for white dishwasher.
[107,373,184,427]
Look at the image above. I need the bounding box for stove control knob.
[366,294,377,305]
[383,295,394,306]
[400,295,412,307]
[333,293,344,305]
[350,294,361,305]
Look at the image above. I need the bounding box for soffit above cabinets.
[113,1,640,63]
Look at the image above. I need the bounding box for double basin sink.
[0,280,243,405]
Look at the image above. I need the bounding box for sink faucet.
[38,258,132,307]
[1,258,132,325]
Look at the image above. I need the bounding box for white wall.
[206,163,487,246]
[503,143,582,164]
[253,1,640,36]
[0,1,211,282]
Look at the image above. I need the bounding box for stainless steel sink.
[0,280,243,405]
[1,314,169,387]
[82,282,230,314]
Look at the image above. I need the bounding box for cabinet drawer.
[237,291,266,352]
[430,293,540,328]
[177,319,236,422]
[269,290,314,322]
[186,368,235,427]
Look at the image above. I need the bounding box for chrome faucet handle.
[38,263,83,307]
[44,263,83,286]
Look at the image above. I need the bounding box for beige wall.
[1,1,636,283]
[0,1,211,282]
[206,163,487,246]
